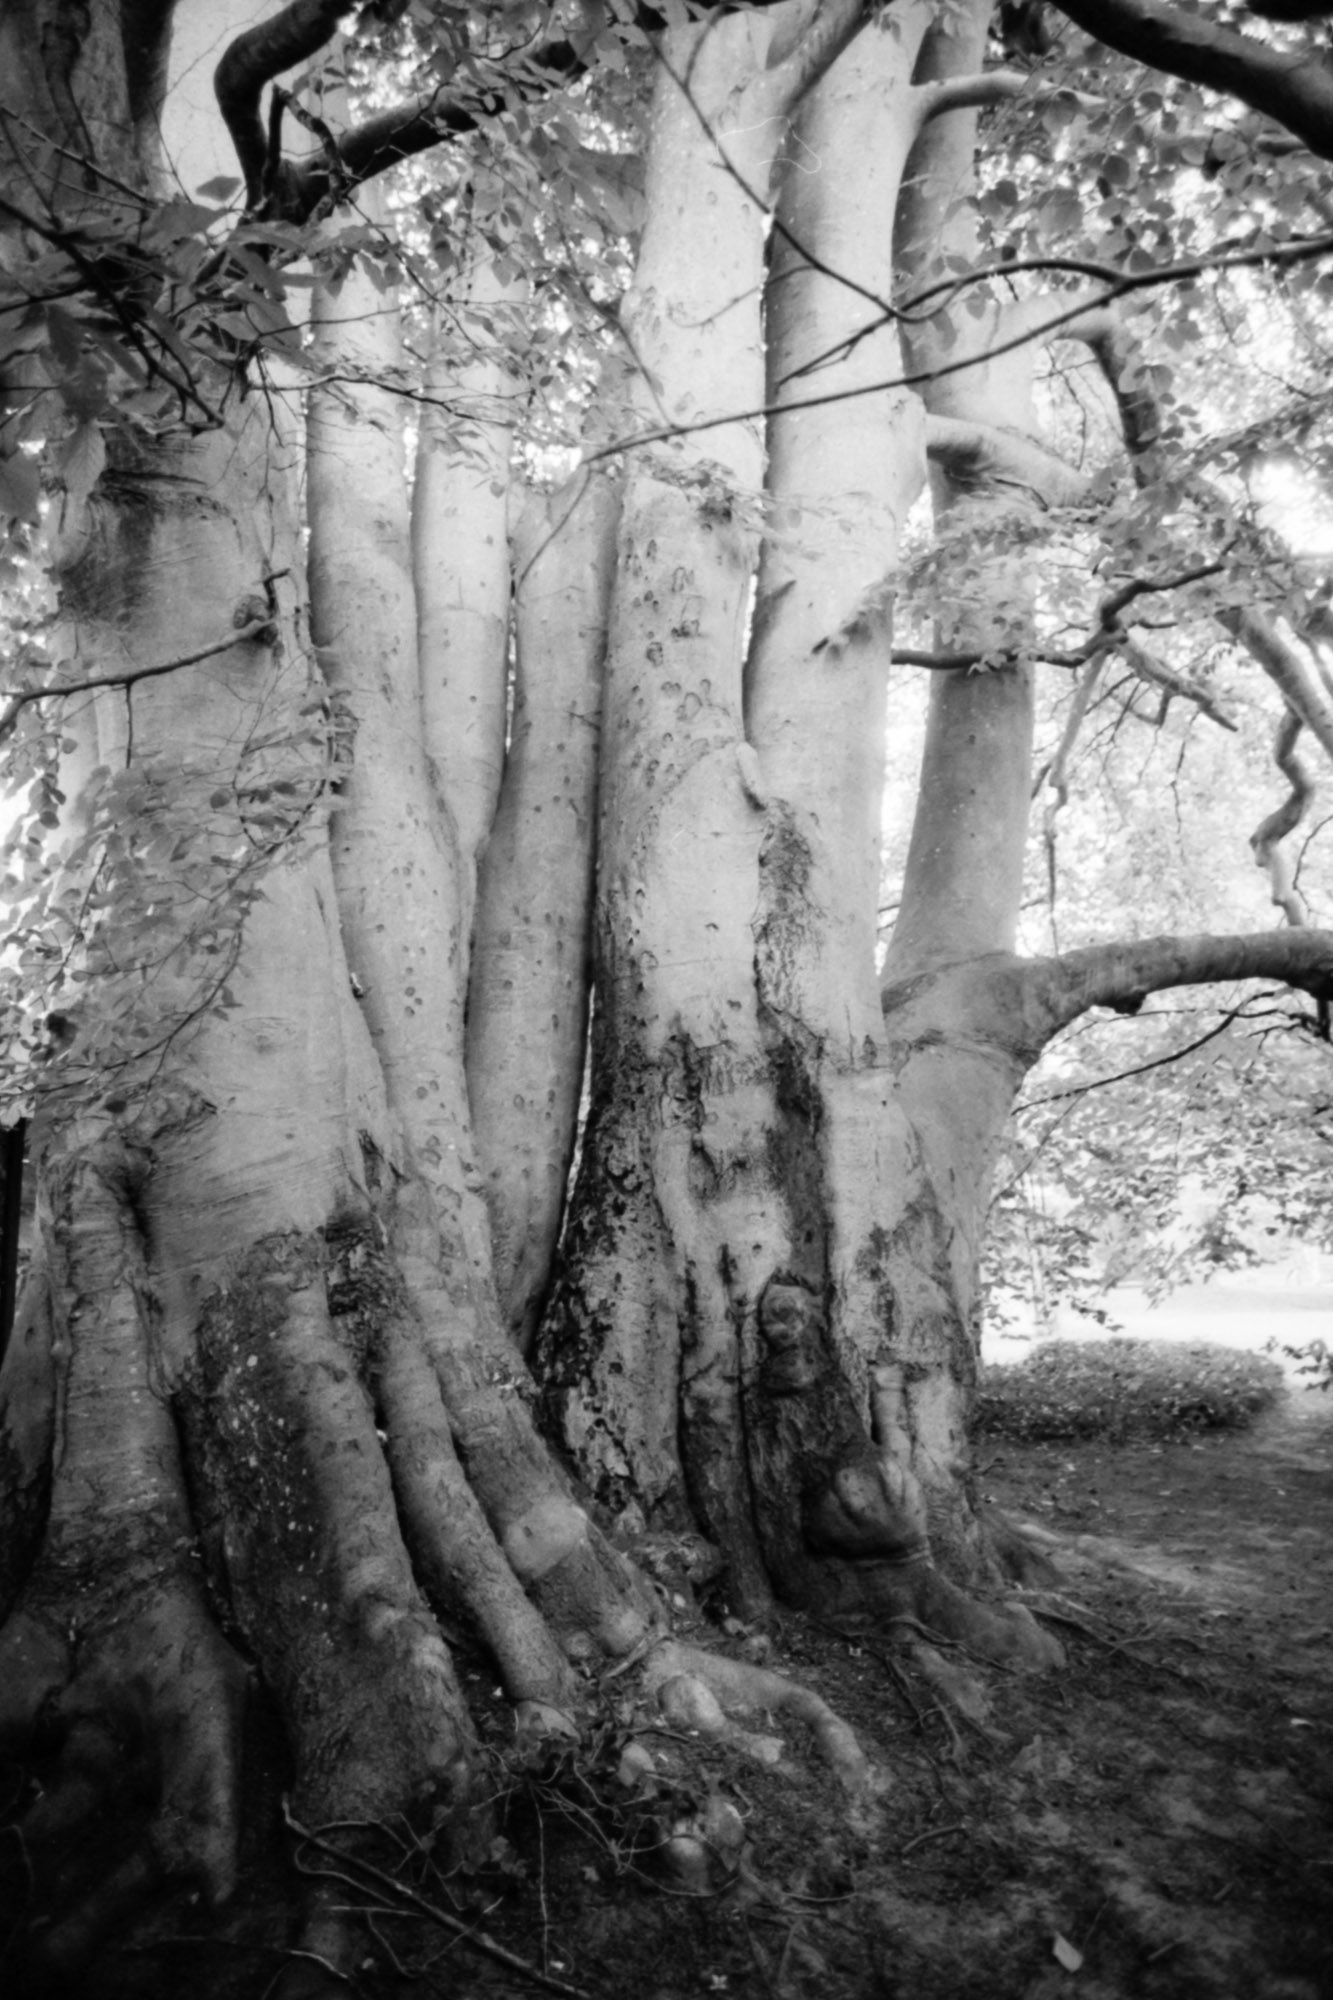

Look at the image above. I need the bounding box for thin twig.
[583,231,1333,465]
[900,1820,969,1857]
[282,1802,594,2000]
[0,619,274,742]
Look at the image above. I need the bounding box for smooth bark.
[467,469,621,1351]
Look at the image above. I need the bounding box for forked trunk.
[541,14,1057,1657]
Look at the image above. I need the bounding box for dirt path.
[962,1392,1333,2000]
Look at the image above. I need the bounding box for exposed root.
[376,1311,578,1709]
[269,1885,358,2000]
[0,1261,55,1620]
[0,1139,253,1988]
[1,1177,678,1985]
[985,1505,1064,1588]
[183,1249,484,1830]
[0,1581,248,1990]
[736,1277,1065,1682]
[884,1560,1065,1670]
[1,1130,1076,1992]
[390,1198,661,1667]
[895,1635,998,1736]
[655,1791,748,1895]
[649,1668,787,1771]
[642,1639,873,1794]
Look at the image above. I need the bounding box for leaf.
[0,452,41,523]
[147,199,221,242]
[1052,1934,1084,1972]
[57,422,106,519]
[195,176,241,199]
[44,305,84,373]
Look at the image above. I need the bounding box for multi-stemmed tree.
[1,0,1331,1983]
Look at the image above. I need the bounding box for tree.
[1,0,1331,1987]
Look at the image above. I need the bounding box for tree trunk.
[413,205,523,946]
[467,467,622,1351]
[0,16,657,1977]
[541,11,1059,1659]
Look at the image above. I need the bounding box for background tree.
[0,0,1331,1987]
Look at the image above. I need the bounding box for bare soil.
[6,1391,1333,2000]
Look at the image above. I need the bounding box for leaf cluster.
[0,695,333,1123]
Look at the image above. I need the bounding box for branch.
[215,0,596,215]
[1095,558,1227,625]
[1225,606,1333,763]
[891,557,1239,730]
[217,0,817,220]
[1116,636,1237,730]
[215,0,350,208]
[283,1802,593,2000]
[890,642,1087,670]
[916,67,1033,123]
[1061,303,1169,459]
[1049,0,1333,158]
[0,620,273,745]
[1250,707,1314,925]
[584,229,1333,463]
[1017,1003,1252,1105]
[925,412,1091,506]
[0,193,224,430]
[1036,927,1333,1037]
[292,41,591,211]
[1069,309,1333,757]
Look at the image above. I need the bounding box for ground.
[4,1376,1331,2000]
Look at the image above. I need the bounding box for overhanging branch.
[215,0,350,208]
[214,0,595,217]
[1035,927,1333,1039]
[585,229,1333,463]
[1049,0,1333,158]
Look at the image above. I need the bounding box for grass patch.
[976,1337,1285,1444]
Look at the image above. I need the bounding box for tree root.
[879,1560,1065,1671]
[0,1182,675,1988]
[0,1565,252,1990]
[654,1791,748,1895]
[376,1311,579,1709]
[642,1639,873,1794]
[985,1505,1064,1588]
[0,1141,255,1990]
[390,1190,661,1669]
[0,1260,55,1621]
[0,1144,1067,1990]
